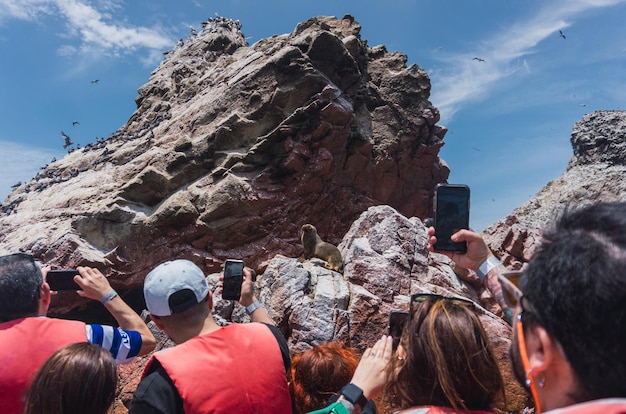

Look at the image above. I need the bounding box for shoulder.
[130,361,183,414]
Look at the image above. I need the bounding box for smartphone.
[433,184,470,253]
[47,270,81,291]
[222,259,245,300]
[388,310,409,351]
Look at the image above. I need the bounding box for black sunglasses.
[409,293,477,336]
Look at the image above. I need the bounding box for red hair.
[289,342,360,413]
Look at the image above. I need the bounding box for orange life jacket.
[0,317,86,414]
[145,322,292,414]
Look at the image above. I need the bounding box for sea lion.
[301,224,343,273]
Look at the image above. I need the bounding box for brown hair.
[24,342,118,414]
[384,298,505,411]
[289,341,360,413]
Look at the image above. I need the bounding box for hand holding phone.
[222,259,245,301]
[433,184,470,253]
[47,270,81,291]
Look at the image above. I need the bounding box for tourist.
[428,201,626,413]
[0,254,155,414]
[24,342,117,414]
[129,259,292,413]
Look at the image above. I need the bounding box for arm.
[327,336,392,414]
[239,267,275,325]
[427,227,515,324]
[74,266,156,355]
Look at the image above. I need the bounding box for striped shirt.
[86,324,142,364]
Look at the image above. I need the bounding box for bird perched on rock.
[61,131,73,149]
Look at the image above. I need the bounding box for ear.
[38,282,52,315]
[525,324,558,374]
[150,314,165,331]
[397,344,407,360]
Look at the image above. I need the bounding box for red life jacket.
[544,398,626,414]
[146,322,292,414]
[396,406,495,413]
[0,317,86,414]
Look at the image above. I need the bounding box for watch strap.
[477,256,501,282]
[340,383,367,410]
[245,301,262,315]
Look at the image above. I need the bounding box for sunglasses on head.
[409,293,477,336]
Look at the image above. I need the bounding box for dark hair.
[384,298,505,411]
[521,201,626,401]
[289,342,360,413]
[156,295,210,329]
[24,342,118,414]
[0,253,42,322]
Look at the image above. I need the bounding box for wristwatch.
[340,383,368,411]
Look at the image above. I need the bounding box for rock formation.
[0,15,448,318]
[483,110,626,267]
[113,205,528,412]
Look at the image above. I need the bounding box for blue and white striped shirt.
[86,324,142,364]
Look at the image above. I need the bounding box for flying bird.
[61,131,73,149]
[472,57,485,62]
[559,30,566,39]
[72,120,80,126]
[91,79,100,84]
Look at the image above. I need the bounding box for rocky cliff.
[0,15,448,309]
[483,109,626,267]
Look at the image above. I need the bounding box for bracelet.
[100,289,118,305]
[245,301,262,315]
[477,256,501,282]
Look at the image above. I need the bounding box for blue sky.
[1,0,625,231]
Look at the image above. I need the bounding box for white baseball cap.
[143,259,209,316]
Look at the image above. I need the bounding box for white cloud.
[430,0,626,124]
[0,0,173,61]
[0,140,58,203]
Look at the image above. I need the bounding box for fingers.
[41,265,51,281]
[351,335,393,400]
[75,266,111,300]
[243,267,253,282]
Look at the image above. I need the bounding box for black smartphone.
[433,184,470,253]
[222,259,245,300]
[388,310,409,351]
[47,270,81,291]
